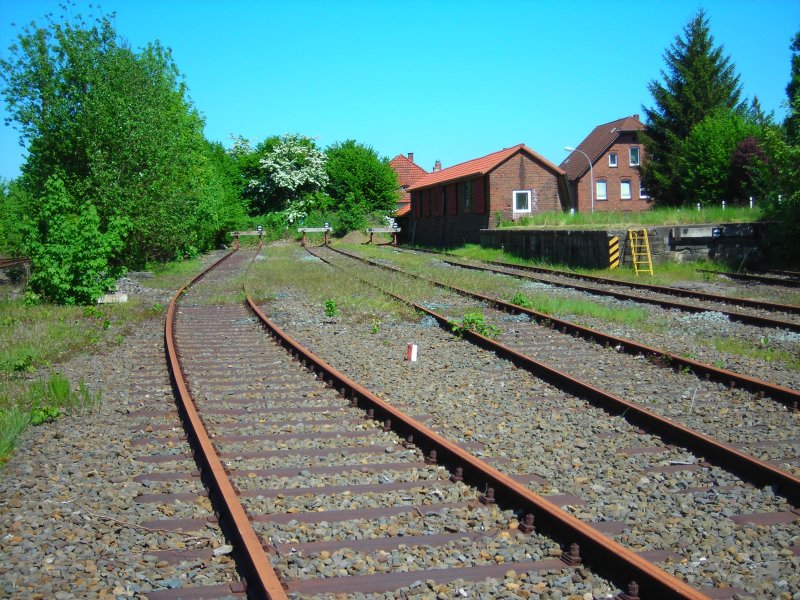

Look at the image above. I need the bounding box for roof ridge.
[407,144,563,192]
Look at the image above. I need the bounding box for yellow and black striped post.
[609,235,620,269]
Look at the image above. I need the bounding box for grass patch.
[246,246,417,323]
[509,292,651,326]
[335,243,663,329]
[147,257,205,291]
[0,298,166,379]
[0,372,100,465]
[499,205,761,229]
[703,336,800,371]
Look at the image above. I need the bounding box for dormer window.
[609,153,618,167]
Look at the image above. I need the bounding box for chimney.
[407,152,414,162]
[433,160,441,172]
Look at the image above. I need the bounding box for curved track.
[163,248,711,599]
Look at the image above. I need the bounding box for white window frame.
[608,152,618,167]
[512,190,531,214]
[620,178,632,200]
[595,180,607,201]
[639,183,649,199]
[630,147,640,166]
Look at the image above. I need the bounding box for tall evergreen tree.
[641,9,745,205]
[785,31,800,144]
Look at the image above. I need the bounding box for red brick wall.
[408,151,565,246]
[409,175,490,246]
[574,133,652,213]
[487,153,564,226]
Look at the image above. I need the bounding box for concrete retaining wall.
[480,222,768,268]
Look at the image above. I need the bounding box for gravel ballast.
[258,247,800,599]
[2,245,797,599]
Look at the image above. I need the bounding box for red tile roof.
[407,144,564,191]
[390,154,428,212]
[389,154,428,189]
[560,115,644,181]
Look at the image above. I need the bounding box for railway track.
[327,246,800,409]
[396,247,800,331]
[696,269,800,289]
[162,248,713,598]
[279,243,800,596]
[0,257,29,270]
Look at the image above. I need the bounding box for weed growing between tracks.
[702,335,800,371]
[508,292,654,329]
[0,373,100,465]
[342,244,669,332]
[246,246,417,324]
[0,254,210,465]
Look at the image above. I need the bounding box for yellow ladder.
[628,229,653,276]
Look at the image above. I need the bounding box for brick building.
[406,144,569,247]
[561,115,650,213]
[389,153,428,217]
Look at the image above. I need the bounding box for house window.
[513,190,531,214]
[462,181,471,210]
[609,153,618,167]
[630,147,640,166]
[639,184,649,199]
[596,180,607,201]
[620,179,632,200]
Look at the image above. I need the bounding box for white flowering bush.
[247,133,328,212]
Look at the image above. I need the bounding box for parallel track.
[164,248,708,599]
[311,245,800,505]
[330,246,800,410]
[697,268,800,288]
[400,247,800,326]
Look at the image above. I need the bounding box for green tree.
[325,140,399,215]
[22,175,127,305]
[785,31,800,143]
[641,9,745,205]
[679,109,762,205]
[0,179,27,256]
[1,6,244,270]
[759,127,800,262]
[245,133,328,214]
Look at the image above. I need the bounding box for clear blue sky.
[1,0,798,181]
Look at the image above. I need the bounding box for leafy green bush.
[333,192,369,235]
[324,299,338,317]
[21,176,127,305]
[452,311,500,338]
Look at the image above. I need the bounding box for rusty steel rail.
[165,250,289,600]
[401,246,800,317]
[330,246,800,410]
[697,268,800,288]
[312,246,800,507]
[764,268,800,279]
[441,259,800,332]
[0,257,29,270]
[243,292,708,600]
